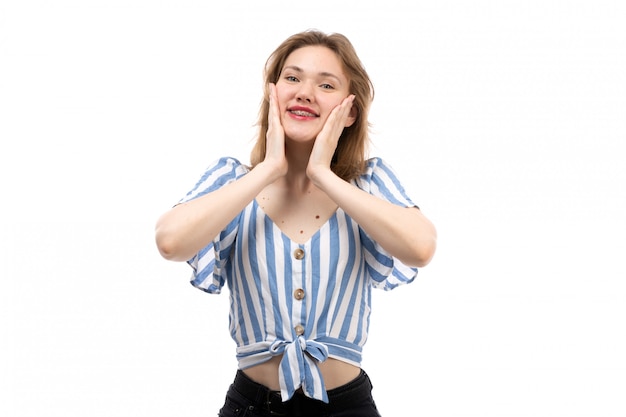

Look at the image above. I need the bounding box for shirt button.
[293,248,305,260]
[294,288,305,300]
[294,325,305,336]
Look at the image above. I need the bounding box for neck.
[282,140,314,193]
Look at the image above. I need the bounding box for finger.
[338,94,356,124]
[331,94,355,126]
[266,83,285,159]
[322,94,356,139]
[267,84,283,140]
[268,83,280,128]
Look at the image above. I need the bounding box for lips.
[288,106,319,118]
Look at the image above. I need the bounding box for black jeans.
[218,369,382,417]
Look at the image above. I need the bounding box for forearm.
[155,162,279,261]
[312,170,437,267]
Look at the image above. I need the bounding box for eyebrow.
[283,65,344,85]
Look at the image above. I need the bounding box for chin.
[284,130,319,143]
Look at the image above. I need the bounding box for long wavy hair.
[249,30,375,181]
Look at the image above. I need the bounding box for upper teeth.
[292,110,315,116]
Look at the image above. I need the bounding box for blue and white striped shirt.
[179,156,418,402]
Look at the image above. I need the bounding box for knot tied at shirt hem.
[270,337,330,403]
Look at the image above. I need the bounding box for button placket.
[291,245,307,338]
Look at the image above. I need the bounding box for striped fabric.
[179,156,418,402]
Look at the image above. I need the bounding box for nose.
[296,83,313,103]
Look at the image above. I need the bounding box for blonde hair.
[250,30,375,181]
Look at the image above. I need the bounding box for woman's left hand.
[306,94,355,182]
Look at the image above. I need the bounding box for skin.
[155,45,437,390]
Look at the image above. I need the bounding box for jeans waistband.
[231,369,373,415]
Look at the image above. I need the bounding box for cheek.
[275,89,290,113]
[320,97,344,117]
[274,80,292,98]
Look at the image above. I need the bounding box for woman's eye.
[285,76,298,82]
[320,84,334,90]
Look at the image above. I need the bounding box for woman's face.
[275,45,355,143]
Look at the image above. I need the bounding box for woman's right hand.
[156,83,289,261]
[262,83,288,178]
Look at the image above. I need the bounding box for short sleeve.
[178,157,249,294]
[352,157,419,291]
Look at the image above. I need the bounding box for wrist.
[307,165,337,189]
[255,159,287,184]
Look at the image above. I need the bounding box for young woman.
[155,29,437,417]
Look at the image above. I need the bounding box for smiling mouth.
[288,108,318,117]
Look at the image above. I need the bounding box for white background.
[1,1,625,416]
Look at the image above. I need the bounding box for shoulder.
[353,157,416,206]
[179,156,250,203]
[208,156,250,173]
[197,157,250,182]
[355,157,399,183]
[363,157,388,173]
